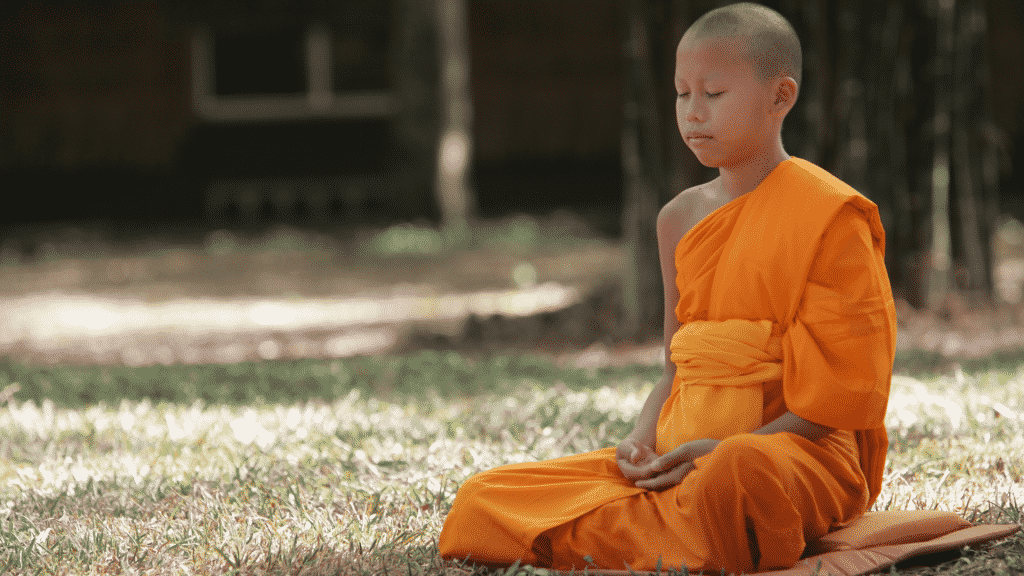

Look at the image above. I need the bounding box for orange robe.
[438,158,897,574]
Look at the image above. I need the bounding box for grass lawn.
[0,352,1020,575]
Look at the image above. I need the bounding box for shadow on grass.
[0,350,662,408]
[3,346,1023,409]
[894,348,1024,377]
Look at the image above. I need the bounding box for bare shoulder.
[658,178,729,239]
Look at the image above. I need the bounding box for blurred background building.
[1,0,1023,314]
[0,0,627,230]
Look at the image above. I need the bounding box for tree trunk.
[434,0,476,244]
[832,0,869,193]
[927,0,955,310]
[974,2,1003,288]
[794,0,832,166]
[620,0,669,341]
[394,0,440,220]
[888,3,919,308]
[950,0,994,302]
[871,2,915,303]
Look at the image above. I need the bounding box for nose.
[678,96,704,124]
[685,97,704,122]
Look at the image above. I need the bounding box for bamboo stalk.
[876,3,916,300]
[950,0,991,301]
[799,0,830,166]
[928,0,955,310]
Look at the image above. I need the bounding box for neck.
[716,136,790,200]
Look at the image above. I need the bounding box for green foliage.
[365,223,445,257]
[360,213,604,260]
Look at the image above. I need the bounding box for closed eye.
[707,91,724,98]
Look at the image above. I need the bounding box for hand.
[616,436,658,482]
[632,438,720,491]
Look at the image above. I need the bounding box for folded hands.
[616,437,720,490]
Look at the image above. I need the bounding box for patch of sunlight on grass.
[0,376,654,574]
[878,368,1024,532]
[3,354,1023,574]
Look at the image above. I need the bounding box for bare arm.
[753,411,835,442]
[628,410,837,490]
[626,196,690,448]
[628,371,673,448]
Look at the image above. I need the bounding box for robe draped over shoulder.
[698,157,895,507]
[438,157,896,573]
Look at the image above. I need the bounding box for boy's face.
[674,35,776,169]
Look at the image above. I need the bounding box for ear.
[771,76,798,116]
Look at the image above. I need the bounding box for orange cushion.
[805,510,972,555]
[484,510,1020,576]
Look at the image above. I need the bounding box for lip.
[685,133,712,146]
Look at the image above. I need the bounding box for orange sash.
[656,319,782,454]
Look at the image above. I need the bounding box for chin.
[689,151,722,169]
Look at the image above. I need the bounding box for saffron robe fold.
[657,318,782,452]
[438,157,897,574]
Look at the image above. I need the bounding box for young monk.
[438,3,896,574]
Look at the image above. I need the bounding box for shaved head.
[683,2,802,88]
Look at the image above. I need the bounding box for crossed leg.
[538,431,869,574]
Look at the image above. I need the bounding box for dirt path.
[3,222,1024,368]
[0,224,626,365]
[0,284,584,365]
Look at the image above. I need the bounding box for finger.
[652,447,696,472]
[615,442,635,462]
[636,462,695,491]
[635,447,656,467]
[617,458,655,482]
[629,446,639,464]
[633,458,664,477]
[639,445,656,461]
[636,466,689,491]
[617,458,641,480]
[622,459,656,480]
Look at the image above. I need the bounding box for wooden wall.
[466,1,625,227]
[0,3,191,169]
